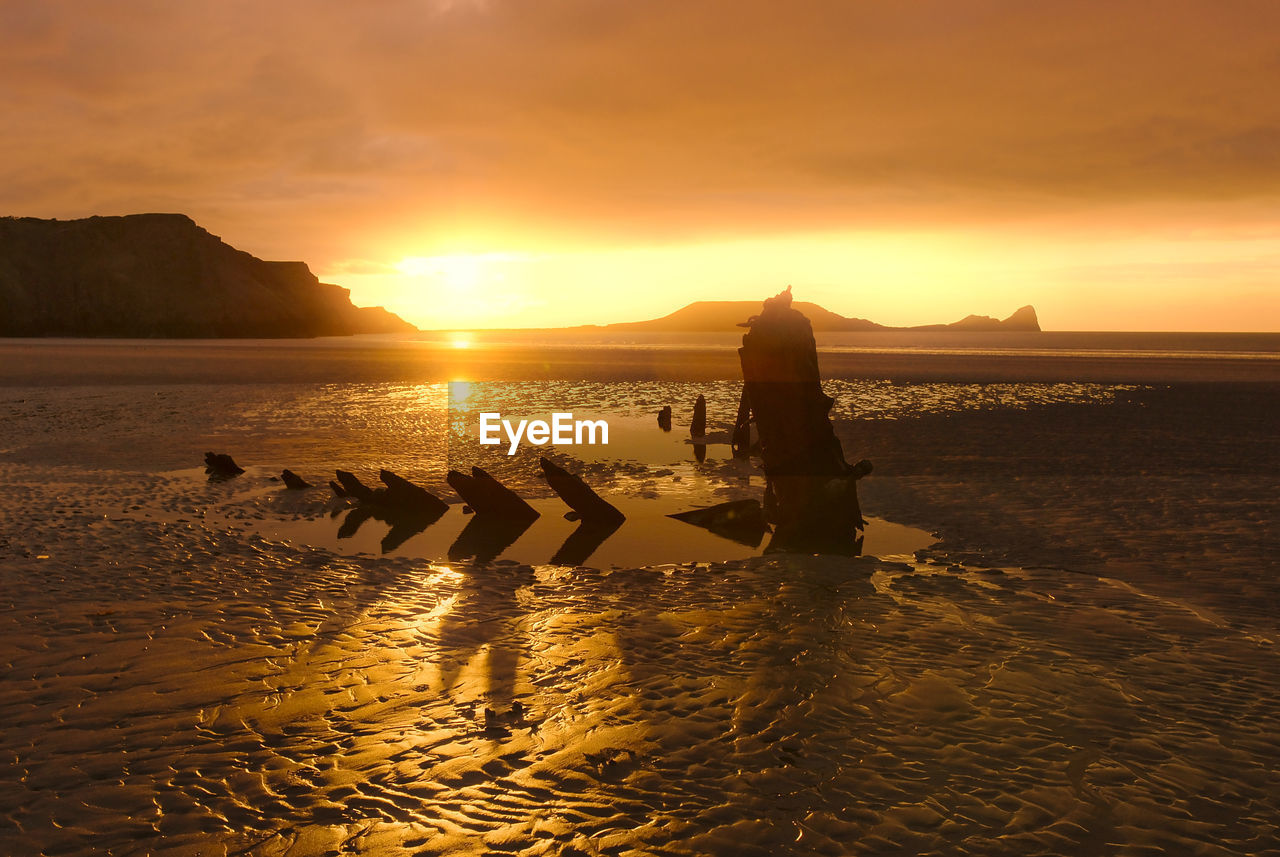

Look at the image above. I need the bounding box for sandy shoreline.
[3,497,1277,855]
[5,505,1278,856]
[2,352,1277,855]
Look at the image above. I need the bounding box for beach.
[1,335,1277,855]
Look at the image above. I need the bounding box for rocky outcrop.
[606,300,885,332]
[911,305,1040,332]
[599,300,1041,333]
[0,214,416,337]
[1002,305,1040,330]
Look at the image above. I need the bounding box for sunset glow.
[326,222,1278,331]
[4,1,1279,331]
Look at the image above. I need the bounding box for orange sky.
[2,0,1278,330]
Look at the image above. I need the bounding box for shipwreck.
[734,286,871,554]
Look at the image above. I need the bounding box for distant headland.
[0,214,416,338]
[592,300,1040,333]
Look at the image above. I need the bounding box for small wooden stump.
[690,394,707,438]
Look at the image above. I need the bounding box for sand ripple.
[3,478,1277,855]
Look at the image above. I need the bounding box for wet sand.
[850,383,1280,629]
[1,343,1278,855]
[3,332,1279,385]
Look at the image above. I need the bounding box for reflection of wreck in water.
[549,518,624,566]
[667,499,768,549]
[336,504,447,553]
[448,513,535,564]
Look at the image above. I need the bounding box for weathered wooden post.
[690,394,706,437]
[737,286,870,553]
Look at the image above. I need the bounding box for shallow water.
[0,378,1144,474]
[220,496,936,567]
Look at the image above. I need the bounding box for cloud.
[3,0,1280,265]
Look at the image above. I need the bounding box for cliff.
[0,214,416,338]
[907,305,1040,332]
[602,300,1040,333]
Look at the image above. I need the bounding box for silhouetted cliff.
[0,214,416,337]
[603,301,1040,333]
[909,305,1040,332]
